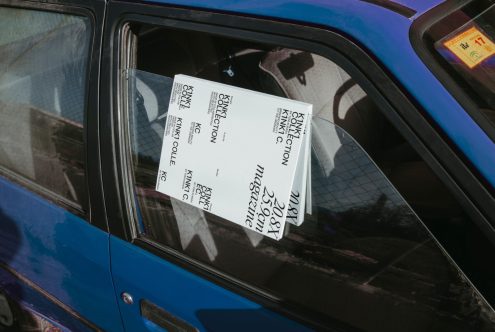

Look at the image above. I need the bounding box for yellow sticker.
[443,26,495,69]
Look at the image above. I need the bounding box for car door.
[0,0,123,330]
[102,1,495,331]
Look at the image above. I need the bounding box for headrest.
[259,48,368,124]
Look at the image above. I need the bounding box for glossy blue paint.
[0,267,91,331]
[110,236,312,332]
[139,0,495,189]
[0,176,124,331]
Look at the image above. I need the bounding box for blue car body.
[0,0,494,331]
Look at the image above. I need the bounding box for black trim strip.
[360,0,416,18]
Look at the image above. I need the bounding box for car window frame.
[0,0,106,225]
[100,1,495,328]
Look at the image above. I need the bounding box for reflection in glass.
[0,8,90,209]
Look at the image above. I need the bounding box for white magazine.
[156,75,312,240]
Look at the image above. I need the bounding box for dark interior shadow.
[277,51,314,85]
[196,308,305,332]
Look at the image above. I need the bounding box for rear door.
[102,2,495,331]
[0,0,123,330]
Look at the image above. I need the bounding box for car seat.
[259,49,390,212]
[258,48,461,222]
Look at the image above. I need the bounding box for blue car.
[0,0,494,331]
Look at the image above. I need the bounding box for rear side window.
[121,23,495,331]
[0,7,90,214]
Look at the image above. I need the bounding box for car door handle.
[141,299,198,332]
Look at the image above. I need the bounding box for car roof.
[137,0,445,20]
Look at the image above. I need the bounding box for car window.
[0,7,90,214]
[121,23,495,331]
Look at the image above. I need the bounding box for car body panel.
[110,236,312,332]
[0,176,123,331]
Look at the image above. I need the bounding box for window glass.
[124,24,495,331]
[0,7,90,211]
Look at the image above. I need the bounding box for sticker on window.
[156,75,312,240]
[443,26,495,69]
